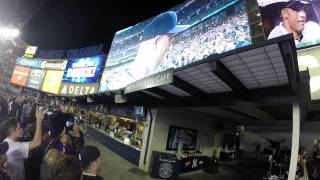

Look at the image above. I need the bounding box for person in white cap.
[261,0,320,46]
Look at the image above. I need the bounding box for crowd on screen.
[100,62,133,91]
[160,9,250,70]
[177,0,233,25]
[0,89,104,180]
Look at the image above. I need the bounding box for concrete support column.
[139,108,157,172]
[288,103,301,180]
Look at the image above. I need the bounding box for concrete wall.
[243,122,292,152]
[243,121,320,153]
[141,107,236,172]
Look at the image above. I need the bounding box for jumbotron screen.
[63,54,104,83]
[99,0,251,92]
[257,0,320,48]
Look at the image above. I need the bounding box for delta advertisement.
[297,46,320,100]
[59,83,99,96]
[41,70,64,94]
[10,65,31,87]
[26,69,46,90]
[99,0,251,92]
[257,0,320,48]
[63,54,104,83]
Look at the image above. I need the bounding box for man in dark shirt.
[25,124,51,180]
[0,97,8,117]
[0,141,10,180]
[79,145,103,180]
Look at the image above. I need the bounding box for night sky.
[0,0,185,50]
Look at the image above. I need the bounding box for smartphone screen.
[66,121,73,127]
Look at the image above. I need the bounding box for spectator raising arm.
[29,111,44,151]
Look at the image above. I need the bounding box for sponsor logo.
[159,163,173,179]
[60,83,99,96]
[40,60,67,70]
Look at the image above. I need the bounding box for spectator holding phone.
[48,112,84,156]
[0,110,44,180]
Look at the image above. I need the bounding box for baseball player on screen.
[260,0,320,46]
[128,11,190,80]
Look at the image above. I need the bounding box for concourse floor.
[85,135,266,180]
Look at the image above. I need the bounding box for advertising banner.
[124,68,173,94]
[24,46,38,58]
[59,83,99,96]
[40,60,68,70]
[16,57,67,70]
[41,70,64,94]
[257,0,320,48]
[10,65,31,87]
[26,69,46,90]
[100,0,251,91]
[63,54,104,83]
[16,57,43,69]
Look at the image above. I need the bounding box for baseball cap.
[0,141,9,154]
[257,0,309,7]
[141,11,190,41]
[285,0,309,10]
[79,145,101,169]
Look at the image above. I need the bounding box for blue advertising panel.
[100,0,251,92]
[16,57,43,68]
[63,54,105,83]
[16,57,68,70]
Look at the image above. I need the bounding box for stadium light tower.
[0,27,19,40]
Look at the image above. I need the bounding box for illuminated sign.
[10,65,31,87]
[41,70,64,94]
[16,57,67,70]
[24,46,38,58]
[16,57,43,68]
[37,44,104,59]
[124,68,173,94]
[40,60,67,70]
[63,54,104,83]
[26,69,46,90]
[59,83,99,96]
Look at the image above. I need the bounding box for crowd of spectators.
[0,89,104,180]
[100,61,134,91]
[160,7,250,70]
